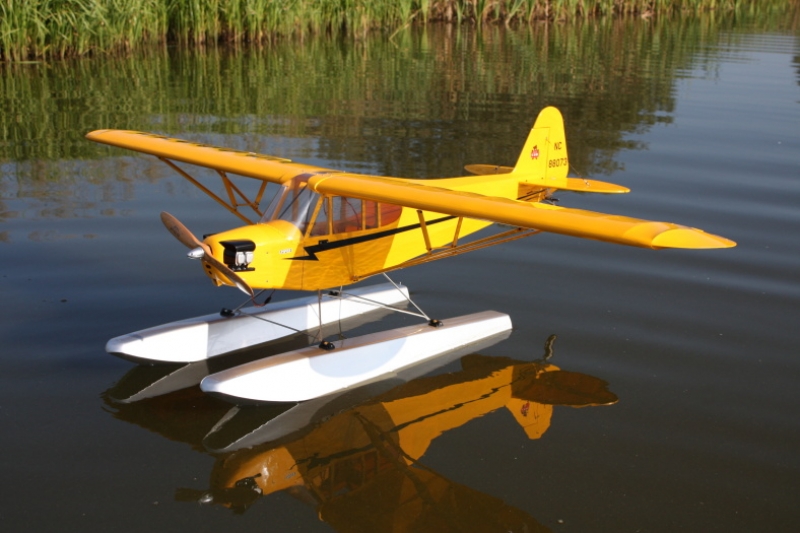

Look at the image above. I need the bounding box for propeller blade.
[202,253,255,299]
[160,211,254,299]
[160,211,208,253]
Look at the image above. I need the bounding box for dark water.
[2,15,799,532]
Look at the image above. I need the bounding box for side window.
[380,203,402,226]
[260,174,319,234]
[363,200,378,230]
[307,196,403,237]
[331,196,362,233]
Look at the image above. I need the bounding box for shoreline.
[2,0,798,61]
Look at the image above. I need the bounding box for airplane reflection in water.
[104,335,617,532]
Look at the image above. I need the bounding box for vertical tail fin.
[512,106,569,188]
[505,398,554,440]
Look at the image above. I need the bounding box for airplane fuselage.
[203,170,537,291]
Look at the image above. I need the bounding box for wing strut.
[159,158,260,225]
[353,226,542,282]
[218,170,267,219]
[417,210,433,253]
[451,217,464,248]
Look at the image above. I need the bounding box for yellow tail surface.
[512,106,569,188]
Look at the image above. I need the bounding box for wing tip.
[85,129,108,140]
[652,227,737,249]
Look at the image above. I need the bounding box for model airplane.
[88,107,735,403]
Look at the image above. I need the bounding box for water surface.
[1,15,799,532]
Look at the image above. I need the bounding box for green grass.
[1,0,798,60]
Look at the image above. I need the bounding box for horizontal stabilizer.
[512,370,619,407]
[465,165,628,194]
[464,164,513,175]
[556,178,629,194]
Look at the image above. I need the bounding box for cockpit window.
[260,174,403,236]
[309,196,362,236]
[259,175,320,234]
[309,197,402,236]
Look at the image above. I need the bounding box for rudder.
[512,107,569,188]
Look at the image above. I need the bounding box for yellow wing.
[86,129,304,184]
[309,174,735,250]
[87,107,735,251]
[86,129,339,224]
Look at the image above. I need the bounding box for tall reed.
[1,0,797,60]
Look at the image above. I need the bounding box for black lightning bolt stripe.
[291,215,457,261]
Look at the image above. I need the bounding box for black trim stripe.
[291,215,456,261]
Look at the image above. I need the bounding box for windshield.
[259,174,320,234]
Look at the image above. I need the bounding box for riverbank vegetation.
[1,0,798,60]
[4,14,797,166]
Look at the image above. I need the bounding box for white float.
[105,283,410,364]
[200,310,513,403]
[203,328,512,452]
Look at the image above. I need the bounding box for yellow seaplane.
[89,107,734,403]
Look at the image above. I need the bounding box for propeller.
[160,212,254,299]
